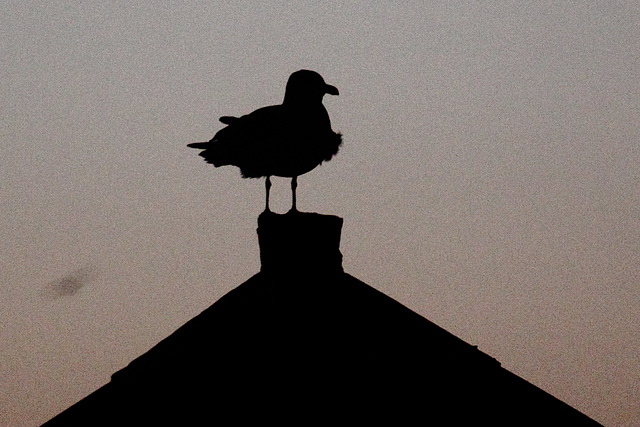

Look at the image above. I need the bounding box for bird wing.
[187,102,341,177]
[188,105,286,169]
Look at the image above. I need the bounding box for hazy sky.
[2,2,638,425]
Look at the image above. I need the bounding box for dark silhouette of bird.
[188,70,341,212]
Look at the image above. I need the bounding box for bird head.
[283,70,339,105]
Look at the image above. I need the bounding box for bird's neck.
[283,93,324,106]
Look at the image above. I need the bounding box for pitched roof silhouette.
[44,212,602,426]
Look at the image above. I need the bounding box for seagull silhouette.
[188,70,342,212]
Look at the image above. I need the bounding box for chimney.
[257,211,344,276]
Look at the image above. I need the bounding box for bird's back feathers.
[219,116,239,125]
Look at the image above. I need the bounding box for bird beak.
[325,84,339,96]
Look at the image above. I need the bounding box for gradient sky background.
[2,2,639,425]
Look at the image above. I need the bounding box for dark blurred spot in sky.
[44,267,99,299]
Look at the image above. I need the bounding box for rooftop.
[44,211,601,425]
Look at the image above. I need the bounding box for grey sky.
[2,2,638,425]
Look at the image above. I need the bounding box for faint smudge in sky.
[43,267,99,299]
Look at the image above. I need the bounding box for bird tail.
[187,141,231,167]
[187,142,209,149]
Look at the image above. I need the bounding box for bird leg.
[290,176,298,212]
[265,176,272,212]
